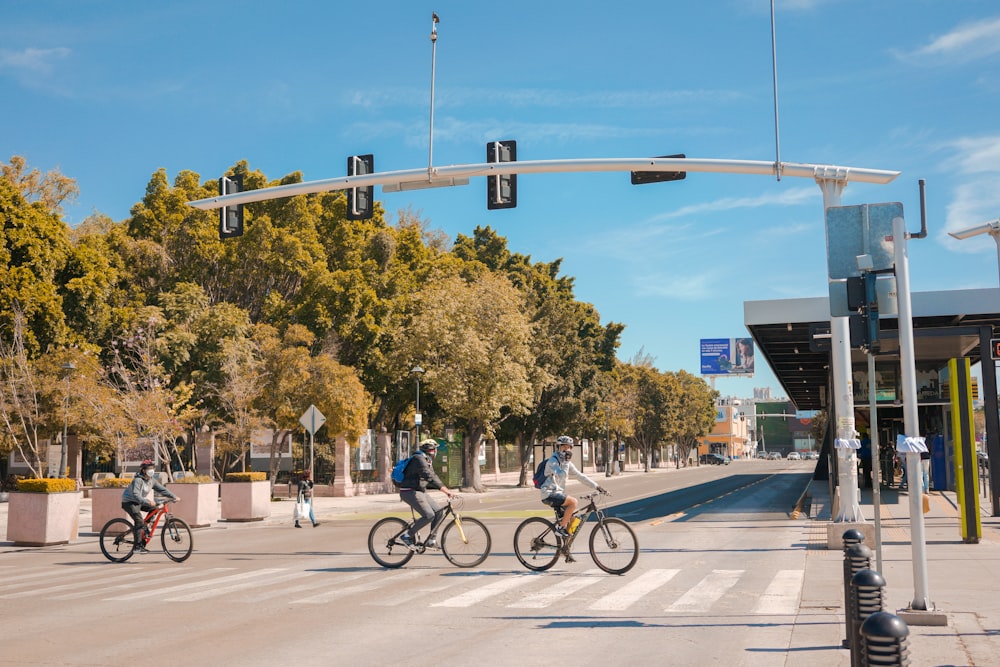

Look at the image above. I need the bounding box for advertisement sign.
[701,338,755,376]
[250,430,292,458]
[358,429,374,471]
[396,430,411,462]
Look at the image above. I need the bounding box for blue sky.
[3,1,1000,401]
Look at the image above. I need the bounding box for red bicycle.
[99,498,193,563]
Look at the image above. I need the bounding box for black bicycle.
[367,495,491,568]
[513,492,638,575]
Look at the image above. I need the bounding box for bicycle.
[514,491,639,575]
[368,495,491,568]
[99,498,193,563]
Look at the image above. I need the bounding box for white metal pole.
[893,215,933,611]
[818,176,864,523]
[868,353,883,573]
[427,13,439,175]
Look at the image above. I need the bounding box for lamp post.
[59,361,76,479]
[411,366,424,445]
[948,219,1000,286]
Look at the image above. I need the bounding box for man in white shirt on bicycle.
[539,436,606,541]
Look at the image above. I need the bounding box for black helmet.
[419,438,439,452]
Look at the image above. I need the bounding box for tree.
[1,155,79,214]
[669,370,718,464]
[396,269,535,491]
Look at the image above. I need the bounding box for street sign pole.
[299,405,326,478]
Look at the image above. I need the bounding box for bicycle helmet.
[556,435,574,446]
[419,438,438,452]
[140,459,155,476]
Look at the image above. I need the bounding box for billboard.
[701,338,755,376]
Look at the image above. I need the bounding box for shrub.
[96,477,132,488]
[17,478,78,493]
[170,474,214,484]
[224,472,267,483]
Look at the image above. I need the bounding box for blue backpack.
[532,456,553,488]
[391,456,413,488]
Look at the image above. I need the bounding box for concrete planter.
[220,480,271,522]
[90,487,130,531]
[6,491,82,546]
[165,482,219,527]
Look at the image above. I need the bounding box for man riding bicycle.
[121,459,178,553]
[540,436,607,552]
[397,438,455,550]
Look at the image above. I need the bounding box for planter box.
[220,480,271,522]
[6,491,82,546]
[165,482,219,528]
[90,487,130,531]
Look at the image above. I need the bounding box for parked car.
[699,453,729,465]
[787,451,801,460]
[803,451,819,460]
[766,451,782,460]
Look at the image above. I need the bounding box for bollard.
[860,611,910,666]
[843,528,865,547]
[850,568,886,667]
[842,540,873,650]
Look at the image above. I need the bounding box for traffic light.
[630,154,687,185]
[486,140,517,209]
[846,272,880,352]
[346,154,374,220]
[218,174,244,239]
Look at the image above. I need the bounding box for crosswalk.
[0,563,804,615]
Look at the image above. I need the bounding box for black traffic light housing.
[631,154,687,185]
[218,174,244,239]
[846,272,881,353]
[347,154,374,220]
[486,140,517,209]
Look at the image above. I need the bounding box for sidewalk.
[797,478,1000,666]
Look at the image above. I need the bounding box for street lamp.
[949,219,1000,286]
[59,361,76,479]
[411,365,424,445]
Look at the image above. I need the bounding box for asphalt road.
[0,461,816,667]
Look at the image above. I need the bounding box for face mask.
[143,469,154,477]
[560,450,573,462]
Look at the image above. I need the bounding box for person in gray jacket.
[540,436,606,543]
[121,459,178,553]
[397,439,455,549]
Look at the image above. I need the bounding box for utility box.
[433,440,463,488]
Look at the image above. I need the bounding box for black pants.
[122,500,156,545]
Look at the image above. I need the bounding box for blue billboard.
[701,338,755,376]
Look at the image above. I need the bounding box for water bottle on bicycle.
[539,436,607,561]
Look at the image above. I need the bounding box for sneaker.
[295,521,301,528]
[133,545,150,554]
[424,536,437,548]
[554,525,570,538]
[312,522,320,527]
[564,554,577,564]
[399,533,415,550]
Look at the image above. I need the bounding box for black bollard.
[860,611,910,666]
[849,568,886,667]
[842,540,873,650]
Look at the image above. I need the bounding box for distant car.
[757,451,768,459]
[766,451,782,460]
[804,451,819,460]
[787,451,801,460]
[699,453,729,465]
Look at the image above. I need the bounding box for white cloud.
[941,178,1000,251]
[0,47,70,74]
[632,270,716,301]
[910,16,1000,62]
[655,186,818,220]
[943,135,1000,175]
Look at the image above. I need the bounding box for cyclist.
[540,436,606,548]
[121,459,178,553]
[397,438,455,550]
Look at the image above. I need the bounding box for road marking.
[294,570,424,604]
[751,569,804,615]
[106,568,283,601]
[0,568,155,599]
[588,568,680,611]
[666,570,743,613]
[167,569,320,602]
[366,582,456,606]
[507,569,604,608]
[431,574,535,608]
[0,567,94,592]
[56,569,222,600]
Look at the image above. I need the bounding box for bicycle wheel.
[161,516,193,562]
[99,518,137,563]
[513,517,560,571]
[441,517,491,568]
[368,517,415,568]
[589,517,639,575]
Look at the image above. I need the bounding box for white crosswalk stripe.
[666,570,744,613]
[431,573,536,608]
[588,568,680,611]
[751,569,804,615]
[508,569,604,608]
[166,569,320,602]
[56,568,223,600]
[1,568,153,599]
[294,570,425,604]
[106,568,283,601]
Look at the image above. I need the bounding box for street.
[0,463,831,666]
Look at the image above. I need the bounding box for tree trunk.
[462,421,485,492]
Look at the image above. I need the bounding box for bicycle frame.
[555,494,605,550]
[402,499,461,552]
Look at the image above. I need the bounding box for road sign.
[299,405,326,435]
